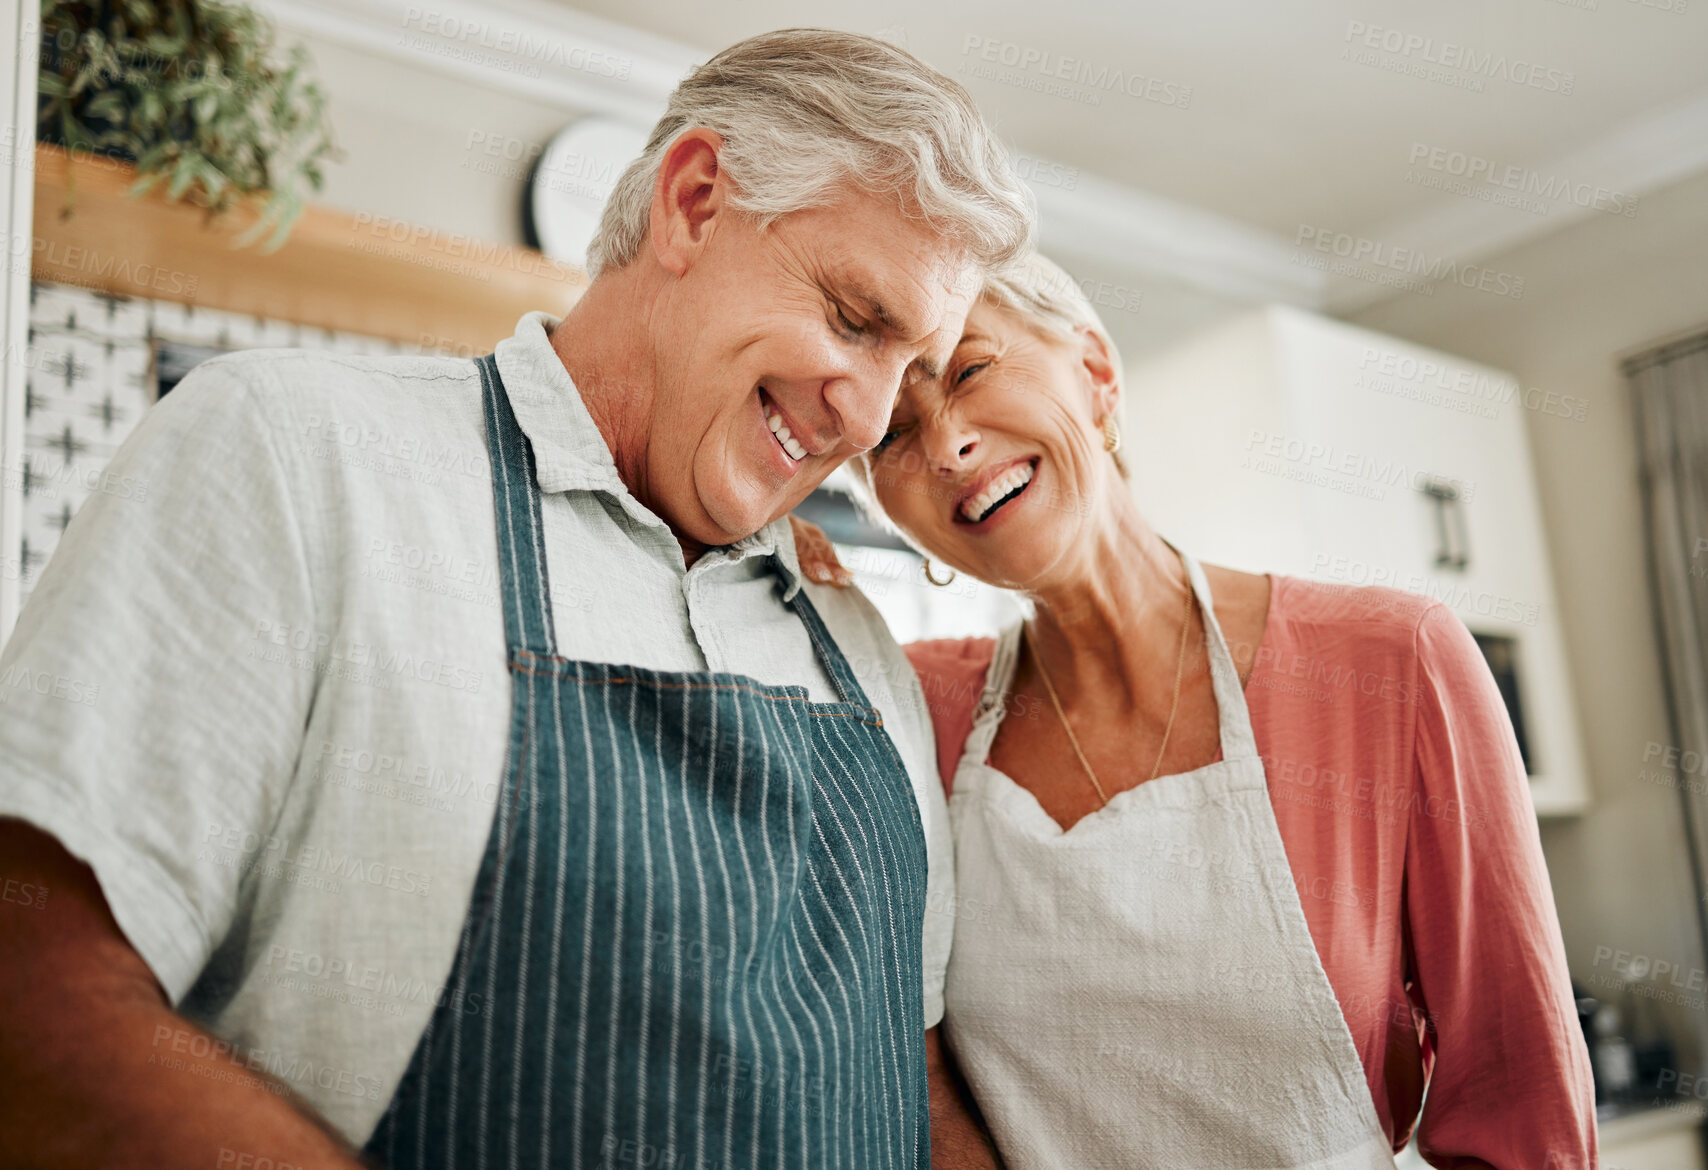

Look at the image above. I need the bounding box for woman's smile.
[955,456,1041,526]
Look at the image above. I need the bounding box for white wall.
[293,31,590,261]
[1350,165,1708,1074]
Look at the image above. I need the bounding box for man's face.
[643,187,979,549]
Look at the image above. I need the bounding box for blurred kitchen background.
[3,0,1708,1163]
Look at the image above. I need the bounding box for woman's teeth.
[962,461,1036,522]
[765,405,807,461]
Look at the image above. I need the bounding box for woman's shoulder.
[904,633,1005,796]
[904,633,1004,733]
[904,635,1000,676]
[1248,574,1477,716]
[1264,573,1448,651]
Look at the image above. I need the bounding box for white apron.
[943,550,1397,1170]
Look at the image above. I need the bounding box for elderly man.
[0,29,1031,1168]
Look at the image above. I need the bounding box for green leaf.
[128,170,164,197]
[84,89,126,121]
[37,0,341,249]
[198,158,228,201]
[167,152,196,199]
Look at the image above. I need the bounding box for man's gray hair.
[585,28,1035,277]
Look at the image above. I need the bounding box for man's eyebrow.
[906,353,943,381]
[908,329,990,382]
[841,278,920,339]
[837,274,947,378]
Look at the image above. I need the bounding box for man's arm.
[0,819,368,1169]
[926,1024,1003,1169]
[0,357,346,1163]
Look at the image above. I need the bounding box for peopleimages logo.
[1357,346,1589,423]
[1011,153,1081,192]
[1342,21,1575,95]
[1294,225,1525,299]
[1407,143,1639,217]
[960,35,1192,108]
[399,8,633,80]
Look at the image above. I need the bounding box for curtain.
[1629,330,1708,973]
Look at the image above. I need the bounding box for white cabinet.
[1123,305,1590,814]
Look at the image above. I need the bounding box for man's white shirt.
[0,310,953,1144]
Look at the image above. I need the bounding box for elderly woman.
[794,253,1596,1169]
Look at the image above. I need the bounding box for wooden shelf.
[30,142,586,352]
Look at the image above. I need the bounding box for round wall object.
[523,117,650,270]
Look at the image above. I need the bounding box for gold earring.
[922,558,957,587]
[1102,416,1122,454]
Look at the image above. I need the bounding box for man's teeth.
[765,405,807,461]
[961,462,1036,522]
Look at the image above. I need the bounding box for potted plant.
[37,0,344,251]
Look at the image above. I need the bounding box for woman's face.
[863,299,1121,591]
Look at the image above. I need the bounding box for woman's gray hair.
[841,249,1127,530]
[585,28,1035,277]
[979,251,1122,373]
[980,250,1126,477]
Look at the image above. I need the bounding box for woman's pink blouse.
[904,576,1596,1168]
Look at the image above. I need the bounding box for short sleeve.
[1404,605,1597,1168]
[0,354,319,1002]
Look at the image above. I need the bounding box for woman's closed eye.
[954,361,989,386]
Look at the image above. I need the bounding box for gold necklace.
[1024,557,1195,806]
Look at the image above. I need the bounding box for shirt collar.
[493,309,623,497]
[741,515,808,602]
[491,310,806,601]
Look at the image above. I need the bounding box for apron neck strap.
[783,582,880,710]
[476,352,884,714]
[477,353,560,657]
[1175,545,1260,761]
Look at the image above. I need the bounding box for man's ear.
[648,128,728,277]
[1077,325,1121,423]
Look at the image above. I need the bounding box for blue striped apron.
[364,354,929,1170]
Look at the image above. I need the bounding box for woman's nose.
[923,417,979,472]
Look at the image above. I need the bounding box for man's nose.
[823,370,898,452]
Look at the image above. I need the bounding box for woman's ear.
[1077,325,1121,424]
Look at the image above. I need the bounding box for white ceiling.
[260,0,1708,320]
[555,0,1708,239]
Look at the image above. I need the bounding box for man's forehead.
[826,244,977,335]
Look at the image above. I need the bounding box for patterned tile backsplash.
[12,281,1019,642]
[16,282,425,608]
